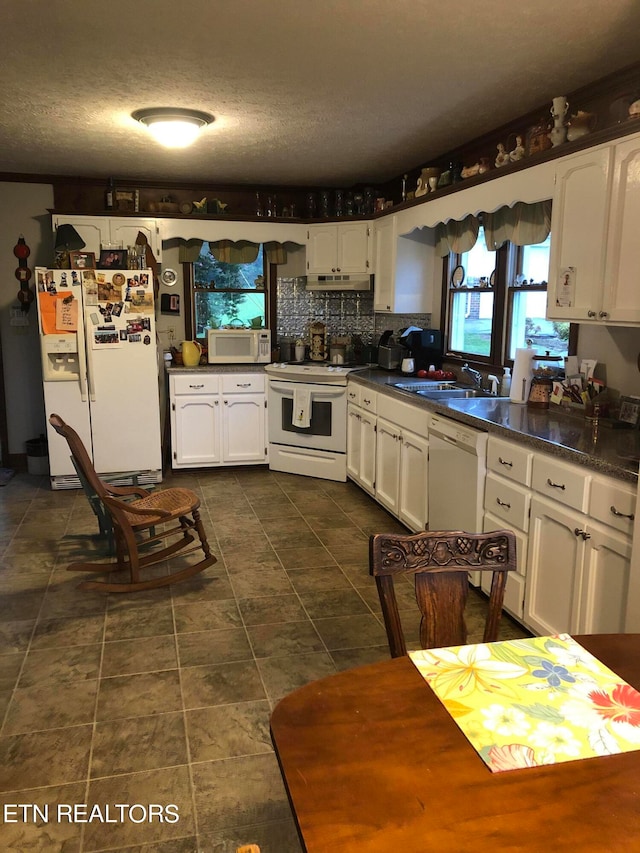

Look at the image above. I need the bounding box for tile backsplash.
[276,277,431,346]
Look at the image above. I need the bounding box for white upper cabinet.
[306,222,372,275]
[373,215,434,313]
[547,146,612,322]
[547,132,640,325]
[52,214,162,263]
[603,134,640,323]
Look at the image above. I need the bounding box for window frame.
[183,247,278,341]
[440,231,577,369]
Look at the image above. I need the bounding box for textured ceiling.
[2,0,640,187]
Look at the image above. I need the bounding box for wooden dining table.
[270,634,640,852]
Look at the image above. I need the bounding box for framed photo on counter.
[69,250,96,270]
[98,249,128,270]
[618,395,640,428]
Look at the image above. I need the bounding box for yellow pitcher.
[181,340,202,367]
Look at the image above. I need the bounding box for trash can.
[26,435,49,476]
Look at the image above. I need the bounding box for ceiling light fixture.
[132,108,214,149]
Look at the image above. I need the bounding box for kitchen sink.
[392,381,456,392]
[392,380,494,399]
[416,387,493,399]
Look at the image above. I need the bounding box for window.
[447,229,497,360]
[506,237,570,360]
[190,242,268,339]
[444,227,572,366]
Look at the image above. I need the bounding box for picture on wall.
[160,293,180,314]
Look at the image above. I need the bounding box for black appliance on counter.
[400,329,443,372]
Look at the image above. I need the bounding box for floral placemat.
[409,633,640,772]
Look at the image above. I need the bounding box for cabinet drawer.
[589,474,636,536]
[531,454,590,512]
[172,374,220,395]
[358,388,377,414]
[484,473,531,531]
[377,394,427,435]
[346,383,361,406]
[220,374,265,394]
[487,436,533,485]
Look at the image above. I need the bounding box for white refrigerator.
[35,266,163,489]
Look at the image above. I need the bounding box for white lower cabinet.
[221,394,266,463]
[173,394,221,466]
[483,511,528,620]
[374,417,401,515]
[375,416,428,532]
[347,383,429,533]
[398,429,429,532]
[170,372,267,469]
[346,403,377,495]
[578,519,632,634]
[525,494,633,637]
[482,437,533,621]
[525,495,585,635]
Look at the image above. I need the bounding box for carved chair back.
[369,529,517,657]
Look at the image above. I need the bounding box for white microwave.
[207,328,271,364]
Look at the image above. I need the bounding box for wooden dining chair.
[369,529,517,657]
[49,413,217,592]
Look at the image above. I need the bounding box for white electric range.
[265,362,365,480]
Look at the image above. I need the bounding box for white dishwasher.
[428,413,488,585]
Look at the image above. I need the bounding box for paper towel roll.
[510,347,534,404]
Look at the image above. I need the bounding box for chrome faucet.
[462,363,483,389]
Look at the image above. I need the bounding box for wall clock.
[161,268,178,287]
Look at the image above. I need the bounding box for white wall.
[155,242,186,352]
[0,182,54,458]
[576,324,640,397]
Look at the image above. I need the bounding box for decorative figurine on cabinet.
[495,143,510,167]
[509,135,525,161]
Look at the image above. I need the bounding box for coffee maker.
[400,329,443,372]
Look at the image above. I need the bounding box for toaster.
[378,345,403,370]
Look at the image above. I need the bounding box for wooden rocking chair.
[49,413,217,592]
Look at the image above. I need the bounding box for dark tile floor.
[0,467,529,852]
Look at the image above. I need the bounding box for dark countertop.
[350,369,640,485]
[166,364,268,374]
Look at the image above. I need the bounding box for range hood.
[305,275,372,291]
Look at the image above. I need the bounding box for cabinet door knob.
[574,528,590,540]
[610,505,635,521]
[599,311,609,319]
[587,310,597,318]
[546,478,566,490]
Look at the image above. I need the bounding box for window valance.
[435,200,552,257]
[177,238,292,265]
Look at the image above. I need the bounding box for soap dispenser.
[500,367,511,396]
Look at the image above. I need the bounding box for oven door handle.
[268,380,345,399]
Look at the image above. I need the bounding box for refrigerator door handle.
[76,309,89,403]
[81,311,96,403]
[85,335,96,402]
